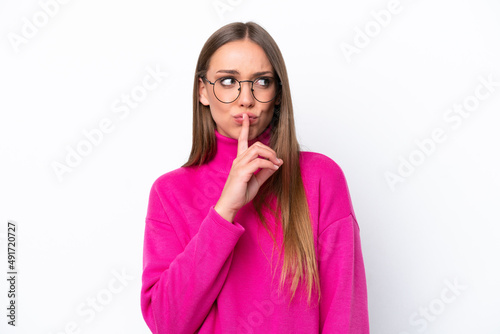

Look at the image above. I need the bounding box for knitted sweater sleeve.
[316,158,370,333]
[140,178,245,334]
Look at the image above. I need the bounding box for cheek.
[262,104,276,116]
[209,104,230,121]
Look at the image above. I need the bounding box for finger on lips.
[237,113,282,166]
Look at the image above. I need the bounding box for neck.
[207,124,273,174]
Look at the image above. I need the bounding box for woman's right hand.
[214,113,283,223]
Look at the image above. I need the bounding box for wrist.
[214,203,237,223]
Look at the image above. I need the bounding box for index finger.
[237,113,249,156]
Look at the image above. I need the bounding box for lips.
[233,113,258,124]
[233,112,258,119]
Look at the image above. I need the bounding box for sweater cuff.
[208,205,245,236]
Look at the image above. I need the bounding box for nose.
[238,81,255,107]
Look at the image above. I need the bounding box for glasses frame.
[202,76,281,104]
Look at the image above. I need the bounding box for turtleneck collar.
[207,123,273,174]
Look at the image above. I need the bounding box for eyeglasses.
[202,76,281,104]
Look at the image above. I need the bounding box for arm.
[140,181,245,334]
[315,156,369,333]
[318,214,369,333]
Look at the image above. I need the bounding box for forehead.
[208,39,273,74]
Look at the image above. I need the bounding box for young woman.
[141,22,369,333]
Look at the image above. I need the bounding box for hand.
[214,113,283,223]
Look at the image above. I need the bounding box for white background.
[1,0,499,333]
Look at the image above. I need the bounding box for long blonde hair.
[182,21,320,306]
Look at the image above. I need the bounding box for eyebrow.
[215,69,274,77]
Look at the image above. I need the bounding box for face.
[199,39,280,140]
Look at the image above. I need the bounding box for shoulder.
[149,165,198,196]
[299,151,356,224]
[153,166,190,186]
[299,151,348,183]
[145,166,198,221]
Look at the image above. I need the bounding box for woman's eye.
[220,78,236,86]
[255,77,271,88]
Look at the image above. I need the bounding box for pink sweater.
[141,124,369,333]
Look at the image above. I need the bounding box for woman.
[141,21,369,333]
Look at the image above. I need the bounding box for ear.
[198,77,210,106]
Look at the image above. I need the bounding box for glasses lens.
[252,77,277,103]
[214,78,240,103]
[214,77,278,103]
